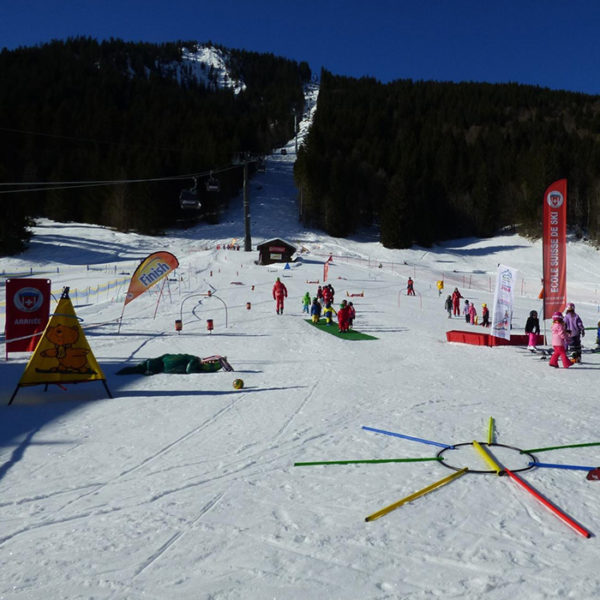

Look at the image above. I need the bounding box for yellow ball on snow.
[233,378,244,389]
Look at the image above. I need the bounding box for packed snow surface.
[2,85,600,599]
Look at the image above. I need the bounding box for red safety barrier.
[446,331,544,347]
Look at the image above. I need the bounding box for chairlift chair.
[179,178,201,210]
[206,174,221,193]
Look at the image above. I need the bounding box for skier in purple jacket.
[564,303,584,362]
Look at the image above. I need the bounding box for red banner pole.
[542,179,567,319]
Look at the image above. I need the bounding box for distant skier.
[302,291,311,314]
[347,302,356,328]
[463,300,470,323]
[549,312,572,368]
[479,303,489,327]
[310,297,322,323]
[452,288,463,316]
[323,301,336,326]
[272,277,288,314]
[564,303,585,362]
[525,310,540,350]
[468,301,477,325]
[337,300,350,332]
[407,277,415,296]
[436,280,444,296]
[444,294,452,318]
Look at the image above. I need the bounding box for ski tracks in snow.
[131,491,224,579]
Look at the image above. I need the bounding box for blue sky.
[2,1,600,95]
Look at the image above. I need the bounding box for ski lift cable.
[0,163,241,195]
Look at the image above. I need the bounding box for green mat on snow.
[305,319,378,340]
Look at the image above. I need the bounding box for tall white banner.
[491,264,518,340]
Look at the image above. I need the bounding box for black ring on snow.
[436,442,537,475]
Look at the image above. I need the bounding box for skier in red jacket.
[272,278,288,314]
[337,300,350,332]
[451,288,463,316]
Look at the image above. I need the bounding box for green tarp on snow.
[304,320,378,340]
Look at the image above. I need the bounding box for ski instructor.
[273,277,288,314]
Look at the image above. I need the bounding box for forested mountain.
[294,70,600,248]
[0,38,310,254]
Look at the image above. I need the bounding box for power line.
[0,125,185,154]
[0,163,243,195]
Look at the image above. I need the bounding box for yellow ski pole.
[472,440,503,475]
[365,467,468,522]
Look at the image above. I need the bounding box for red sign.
[5,278,51,353]
[542,179,567,319]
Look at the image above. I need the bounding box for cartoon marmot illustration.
[40,324,92,373]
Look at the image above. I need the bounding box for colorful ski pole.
[362,426,453,449]
[294,457,441,467]
[505,468,592,538]
[472,440,504,475]
[529,462,595,471]
[365,467,468,522]
[521,441,600,454]
[487,417,494,444]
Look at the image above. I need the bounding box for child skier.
[302,292,311,314]
[310,297,322,323]
[564,303,585,362]
[347,302,356,328]
[463,300,470,323]
[525,309,540,350]
[549,312,572,368]
[481,303,490,327]
[468,301,477,325]
[337,300,350,332]
[444,294,452,318]
[323,301,336,326]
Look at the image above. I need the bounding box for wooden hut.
[256,238,297,265]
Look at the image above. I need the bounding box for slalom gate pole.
[487,417,495,444]
[362,426,454,449]
[472,440,504,475]
[522,442,600,454]
[294,457,442,467]
[504,468,592,538]
[529,462,596,471]
[365,467,468,522]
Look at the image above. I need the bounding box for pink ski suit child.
[468,302,477,325]
[548,312,571,368]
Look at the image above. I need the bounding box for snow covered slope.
[1,84,600,600]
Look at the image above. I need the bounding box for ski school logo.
[547,191,564,209]
[14,287,44,312]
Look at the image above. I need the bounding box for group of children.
[543,303,587,368]
[518,303,598,368]
[303,287,356,332]
[444,288,489,327]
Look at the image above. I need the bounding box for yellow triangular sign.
[12,289,110,402]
